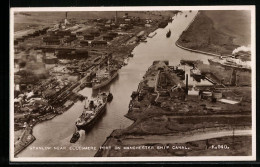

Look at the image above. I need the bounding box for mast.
[107,58,110,71]
[84,97,87,109]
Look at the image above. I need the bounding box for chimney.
[185,74,188,94]
[115,11,117,23]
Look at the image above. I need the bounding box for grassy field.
[204,10,251,46]
[178,10,251,55]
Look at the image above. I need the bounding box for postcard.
[10,6,256,162]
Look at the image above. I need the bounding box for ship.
[166,29,171,38]
[208,58,251,71]
[70,131,80,143]
[75,93,108,131]
[92,59,119,90]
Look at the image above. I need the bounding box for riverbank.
[14,94,79,156]
[95,60,252,157]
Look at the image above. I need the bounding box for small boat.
[147,32,157,38]
[70,131,80,143]
[166,29,171,38]
[128,53,134,57]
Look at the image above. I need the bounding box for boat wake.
[78,130,86,141]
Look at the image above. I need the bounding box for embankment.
[177,10,251,56]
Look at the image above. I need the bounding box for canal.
[18,10,213,157]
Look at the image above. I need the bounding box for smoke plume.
[232,45,251,55]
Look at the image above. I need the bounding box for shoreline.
[175,11,224,58]
[175,40,221,58]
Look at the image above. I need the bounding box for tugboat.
[70,131,80,143]
[166,29,171,38]
[75,93,108,131]
[92,59,118,90]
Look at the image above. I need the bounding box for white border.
[10,6,256,162]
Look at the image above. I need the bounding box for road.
[122,129,251,145]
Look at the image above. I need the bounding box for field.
[177,10,251,55]
[204,10,251,46]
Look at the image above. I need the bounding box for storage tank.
[201,91,212,99]
[212,91,222,99]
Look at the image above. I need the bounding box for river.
[18,10,214,157]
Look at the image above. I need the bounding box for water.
[18,11,213,157]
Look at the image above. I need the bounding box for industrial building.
[91,41,107,47]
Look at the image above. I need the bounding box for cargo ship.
[166,29,171,38]
[208,58,251,71]
[75,93,108,131]
[92,60,118,90]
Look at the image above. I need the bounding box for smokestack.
[185,74,188,95]
[66,12,68,19]
[115,11,117,23]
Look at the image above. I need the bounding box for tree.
[18,61,26,71]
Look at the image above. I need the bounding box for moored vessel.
[92,59,119,90]
[75,94,108,131]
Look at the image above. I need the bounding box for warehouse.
[80,40,89,46]
[90,32,100,37]
[84,34,94,40]
[108,32,118,38]
[91,41,107,47]
[103,35,114,41]
[43,38,61,45]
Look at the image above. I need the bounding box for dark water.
[18,11,213,157]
